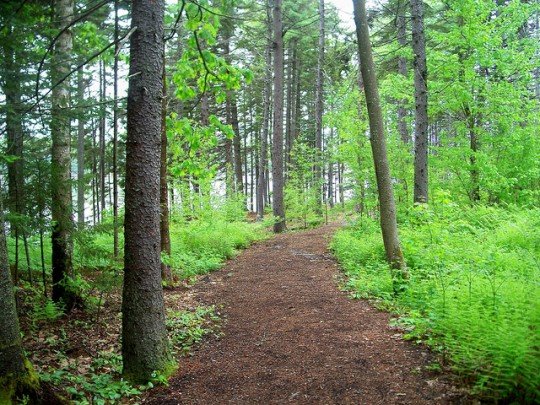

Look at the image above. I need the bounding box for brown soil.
[144,224,469,405]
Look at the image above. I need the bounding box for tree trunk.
[257,4,272,220]
[411,0,428,203]
[285,43,293,174]
[122,0,173,383]
[272,0,286,233]
[99,60,107,213]
[328,128,334,208]
[160,65,172,283]
[77,67,86,228]
[465,106,480,202]
[51,0,78,309]
[0,203,39,403]
[396,1,410,144]
[231,93,244,194]
[314,0,325,211]
[1,27,25,236]
[353,0,407,279]
[92,124,99,224]
[113,0,119,257]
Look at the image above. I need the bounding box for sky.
[328,0,355,29]
[327,0,382,29]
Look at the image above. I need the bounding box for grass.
[331,205,540,403]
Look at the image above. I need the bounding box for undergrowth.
[164,218,267,281]
[37,305,219,405]
[331,205,539,403]
[11,196,266,404]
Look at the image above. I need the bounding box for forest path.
[144,224,466,404]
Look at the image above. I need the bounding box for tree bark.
[257,4,272,220]
[230,92,244,194]
[314,0,325,211]
[113,0,119,257]
[99,60,107,213]
[327,127,334,208]
[122,0,172,383]
[160,65,172,282]
[285,43,293,174]
[77,67,86,228]
[396,1,410,144]
[272,0,286,233]
[353,0,407,276]
[0,202,39,403]
[51,0,77,309]
[1,26,25,236]
[411,0,429,203]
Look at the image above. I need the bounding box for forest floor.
[143,224,471,405]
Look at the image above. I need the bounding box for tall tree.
[411,0,428,203]
[0,201,39,403]
[314,0,325,211]
[51,0,77,308]
[160,64,172,282]
[257,4,272,220]
[396,0,410,144]
[112,0,120,257]
[122,0,173,382]
[77,67,86,228]
[352,0,407,278]
[272,0,286,233]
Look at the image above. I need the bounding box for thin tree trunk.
[257,5,272,219]
[92,128,97,224]
[92,124,100,224]
[77,67,86,227]
[220,0,233,195]
[51,0,77,309]
[411,0,428,203]
[113,0,119,257]
[272,0,286,233]
[2,21,25,287]
[285,44,293,174]
[353,0,407,278]
[99,60,107,213]
[328,128,334,208]
[2,27,25,236]
[314,0,325,211]
[288,39,299,164]
[231,93,243,194]
[339,162,345,208]
[466,106,480,202]
[396,1,409,144]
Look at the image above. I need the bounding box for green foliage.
[166,305,220,355]
[32,298,64,323]
[331,206,540,402]
[37,304,220,404]
[164,213,267,280]
[39,352,141,405]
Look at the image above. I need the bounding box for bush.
[164,215,267,280]
[331,205,540,402]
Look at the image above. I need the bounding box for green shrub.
[331,206,540,402]
[165,216,266,280]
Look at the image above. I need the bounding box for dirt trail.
[144,224,467,404]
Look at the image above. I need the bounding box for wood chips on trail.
[144,224,469,404]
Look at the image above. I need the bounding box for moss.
[0,359,40,405]
[123,359,178,386]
